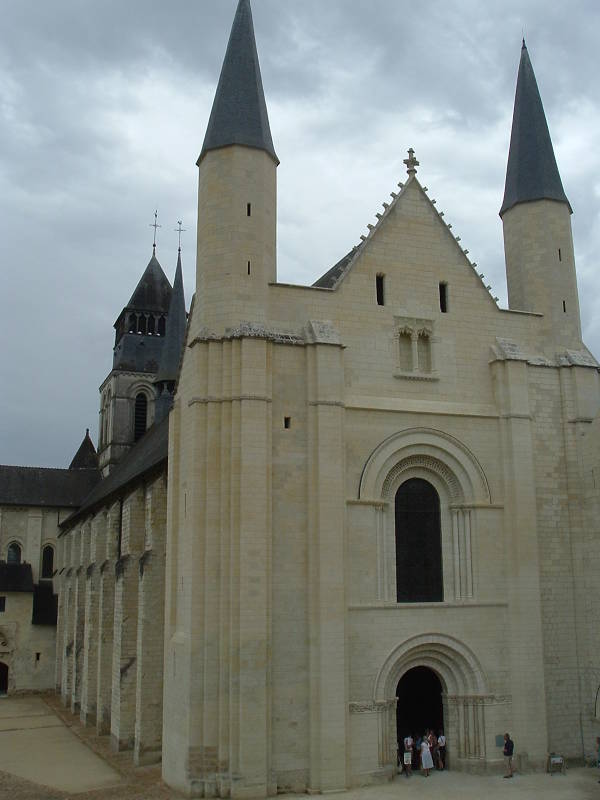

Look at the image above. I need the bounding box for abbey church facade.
[46,1,600,797]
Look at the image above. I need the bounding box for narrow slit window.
[439,282,448,313]
[247,261,251,275]
[376,274,385,306]
[0,598,5,613]
[247,203,252,217]
[35,653,40,662]
[558,248,562,262]
[563,300,567,313]
[284,417,291,429]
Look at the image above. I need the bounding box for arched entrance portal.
[396,666,443,742]
[0,663,8,695]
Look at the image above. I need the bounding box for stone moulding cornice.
[491,339,600,370]
[308,400,345,408]
[188,323,304,348]
[99,370,156,391]
[394,370,439,382]
[445,693,511,705]
[188,320,344,348]
[188,394,272,407]
[348,600,508,610]
[346,499,389,508]
[350,699,396,713]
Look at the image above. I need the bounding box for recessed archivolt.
[359,427,492,505]
[382,455,461,503]
[374,633,489,703]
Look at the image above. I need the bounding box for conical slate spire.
[199,0,278,165]
[69,429,99,471]
[156,251,186,384]
[127,252,172,312]
[500,41,571,217]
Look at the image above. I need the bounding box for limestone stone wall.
[163,150,600,796]
[56,472,167,764]
[0,592,56,693]
[0,503,64,693]
[0,504,67,583]
[580,412,600,750]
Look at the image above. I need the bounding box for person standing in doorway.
[503,733,514,778]
[437,730,446,769]
[403,734,414,777]
[420,732,434,777]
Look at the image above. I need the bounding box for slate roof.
[313,249,356,289]
[0,465,101,508]
[69,430,100,470]
[61,415,169,530]
[199,0,278,165]
[156,251,187,384]
[126,252,173,313]
[500,41,571,217]
[0,562,34,593]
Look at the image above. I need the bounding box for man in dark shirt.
[503,733,514,778]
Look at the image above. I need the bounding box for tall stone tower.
[193,0,278,337]
[98,249,172,475]
[163,1,283,796]
[501,41,582,353]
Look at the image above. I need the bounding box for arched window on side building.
[41,545,54,579]
[7,542,22,565]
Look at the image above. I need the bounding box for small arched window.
[41,545,54,579]
[147,316,155,335]
[399,331,412,372]
[134,393,148,442]
[158,316,166,337]
[128,314,137,333]
[7,542,21,565]
[137,315,147,335]
[417,332,431,373]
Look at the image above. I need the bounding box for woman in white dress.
[420,732,434,776]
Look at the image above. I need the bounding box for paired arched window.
[134,393,148,442]
[395,478,443,603]
[7,542,21,565]
[41,545,54,579]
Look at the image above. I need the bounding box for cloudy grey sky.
[1,0,599,468]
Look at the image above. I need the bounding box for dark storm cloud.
[1,0,599,467]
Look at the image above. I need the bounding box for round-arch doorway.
[396,666,443,743]
[0,663,8,695]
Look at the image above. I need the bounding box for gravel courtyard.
[0,695,597,800]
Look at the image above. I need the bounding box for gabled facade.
[51,2,600,796]
[161,2,600,797]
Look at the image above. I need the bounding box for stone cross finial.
[150,210,161,252]
[404,148,419,177]
[174,220,186,252]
